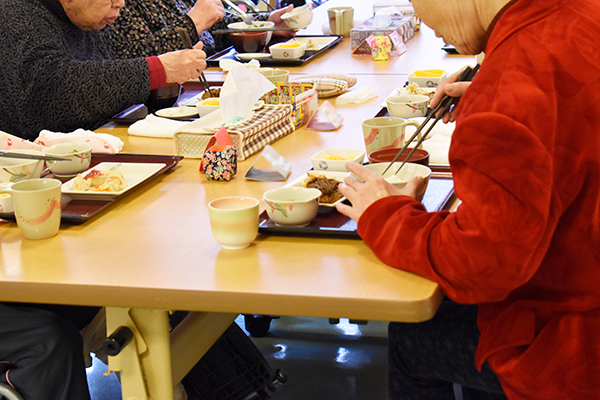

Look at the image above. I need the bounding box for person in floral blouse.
[102,0,295,58]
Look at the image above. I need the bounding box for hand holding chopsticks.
[175,28,214,97]
[381,64,480,176]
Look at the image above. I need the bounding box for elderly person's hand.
[158,46,207,84]
[268,5,296,38]
[188,0,225,33]
[430,66,473,123]
[335,162,426,222]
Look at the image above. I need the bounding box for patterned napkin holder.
[199,127,237,181]
[261,83,318,128]
[174,104,295,161]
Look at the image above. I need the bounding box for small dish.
[407,70,447,88]
[43,143,92,177]
[155,107,198,119]
[196,98,221,117]
[0,149,45,183]
[263,186,321,227]
[281,36,337,50]
[269,42,307,60]
[281,3,313,30]
[286,171,348,207]
[257,68,289,83]
[368,147,430,166]
[359,162,432,201]
[310,149,365,172]
[386,94,430,118]
[235,53,271,61]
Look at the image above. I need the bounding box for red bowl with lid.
[368,146,430,166]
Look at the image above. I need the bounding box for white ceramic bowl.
[227,21,275,46]
[360,162,432,201]
[263,186,321,227]
[386,94,430,119]
[196,97,221,117]
[281,4,313,30]
[257,68,289,83]
[269,42,307,60]
[42,142,92,177]
[310,149,365,172]
[407,70,447,87]
[0,149,44,183]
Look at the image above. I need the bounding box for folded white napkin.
[421,133,451,165]
[35,128,124,154]
[219,59,261,72]
[335,85,378,105]
[128,114,192,138]
[405,118,455,138]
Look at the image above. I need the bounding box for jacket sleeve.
[357,112,558,304]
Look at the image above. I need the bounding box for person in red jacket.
[336,0,600,399]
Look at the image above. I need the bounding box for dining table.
[0,1,477,399]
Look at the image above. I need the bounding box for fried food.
[201,87,221,100]
[304,175,343,204]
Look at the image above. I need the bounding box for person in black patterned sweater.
[101,0,296,58]
[0,0,207,141]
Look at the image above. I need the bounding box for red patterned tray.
[0,153,182,224]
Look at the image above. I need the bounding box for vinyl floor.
[86,315,390,400]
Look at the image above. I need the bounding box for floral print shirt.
[102,0,269,58]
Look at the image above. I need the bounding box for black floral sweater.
[0,0,150,140]
[101,0,270,58]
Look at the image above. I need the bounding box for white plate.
[282,37,337,51]
[155,107,198,119]
[235,53,271,61]
[285,171,348,207]
[61,162,167,201]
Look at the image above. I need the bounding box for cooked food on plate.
[72,169,127,192]
[303,174,343,204]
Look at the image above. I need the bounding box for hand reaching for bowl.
[335,162,426,222]
[158,45,207,84]
[188,0,225,33]
[268,5,296,37]
[431,66,474,123]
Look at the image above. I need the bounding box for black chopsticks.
[0,152,70,162]
[381,64,480,176]
[211,27,296,35]
[175,28,215,97]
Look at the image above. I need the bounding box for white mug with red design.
[0,179,62,239]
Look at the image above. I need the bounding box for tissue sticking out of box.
[374,6,402,28]
[220,65,276,125]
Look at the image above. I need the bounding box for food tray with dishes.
[0,154,182,224]
[258,177,455,239]
[206,35,343,67]
[109,81,223,125]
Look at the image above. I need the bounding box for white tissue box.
[350,15,415,51]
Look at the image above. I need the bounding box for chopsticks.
[381,64,480,176]
[211,27,296,35]
[175,28,215,97]
[0,152,70,162]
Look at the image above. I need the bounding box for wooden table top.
[0,0,476,323]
